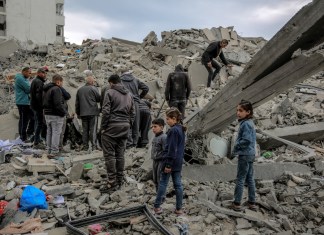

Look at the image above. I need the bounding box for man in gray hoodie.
[120,69,149,148]
[75,76,101,151]
[101,74,135,192]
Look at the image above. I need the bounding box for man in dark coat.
[120,69,149,148]
[137,99,152,148]
[165,64,191,119]
[76,75,101,151]
[30,67,48,148]
[101,74,135,192]
[201,39,233,88]
[42,74,66,156]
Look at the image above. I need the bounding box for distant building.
[0,0,65,46]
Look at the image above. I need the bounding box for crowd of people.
[13,41,257,214]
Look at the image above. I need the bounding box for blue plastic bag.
[20,186,48,212]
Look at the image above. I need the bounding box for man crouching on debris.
[201,39,233,88]
[42,75,66,157]
[100,75,135,192]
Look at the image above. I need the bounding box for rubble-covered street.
[0,8,324,235]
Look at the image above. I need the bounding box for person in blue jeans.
[231,100,257,211]
[154,108,186,215]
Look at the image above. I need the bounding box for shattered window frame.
[56,3,64,16]
[56,25,63,37]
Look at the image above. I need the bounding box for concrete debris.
[0,14,323,234]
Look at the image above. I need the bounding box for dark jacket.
[233,119,256,156]
[76,84,100,117]
[60,86,71,115]
[151,132,167,161]
[163,124,185,172]
[30,76,46,111]
[165,65,191,101]
[201,41,229,65]
[42,83,66,117]
[101,83,135,130]
[121,73,149,103]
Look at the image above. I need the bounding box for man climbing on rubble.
[165,64,191,119]
[42,75,67,157]
[120,68,149,148]
[101,74,135,192]
[14,67,32,142]
[30,66,48,149]
[75,75,101,151]
[201,39,233,88]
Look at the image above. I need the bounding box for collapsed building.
[0,0,323,234]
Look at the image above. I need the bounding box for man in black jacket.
[121,69,149,148]
[101,74,135,192]
[201,39,233,88]
[165,64,191,119]
[43,74,66,156]
[30,67,48,148]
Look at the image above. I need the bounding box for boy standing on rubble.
[151,118,167,193]
[230,100,257,211]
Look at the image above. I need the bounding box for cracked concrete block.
[44,184,74,196]
[138,56,154,70]
[234,229,259,235]
[203,28,216,42]
[230,31,238,41]
[188,62,208,90]
[69,163,83,181]
[53,208,67,219]
[236,218,252,229]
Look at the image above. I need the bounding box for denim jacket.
[233,119,256,156]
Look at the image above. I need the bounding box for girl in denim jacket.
[231,100,257,211]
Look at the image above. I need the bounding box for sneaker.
[247,202,257,211]
[153,207,163,215]
[229,202,242,211]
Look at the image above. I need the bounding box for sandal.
[153,207,163,215]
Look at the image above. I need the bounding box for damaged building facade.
[0,0,65,46]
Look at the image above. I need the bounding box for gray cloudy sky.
[64,0,311,45]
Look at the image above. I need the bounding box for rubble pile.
[0,25,323,234]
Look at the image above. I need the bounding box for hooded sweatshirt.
[120,73,149,103]
[30,76,46,111]
[201,41,229,65]
[165,64,191,101]
[42,83,66,117]
[101,83,135,129]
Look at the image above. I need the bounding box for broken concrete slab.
[150,46,182,56]
[69,163,84,181]
[203,28,217,42]
[259,122,324,149]
[182,162,310,182]
[188,62,208,90]
[0,40,20,58]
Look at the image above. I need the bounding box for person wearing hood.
[30,67,48,148]
[42,74,66,156]
[120,69,149,148]
[101,74,135,192]
[165,64,192,119]
[15,67,32,142]
[75,75,101,151]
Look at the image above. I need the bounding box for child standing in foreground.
[151,118,167,193]
[231,100,257,211]
[154,108,186,215]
